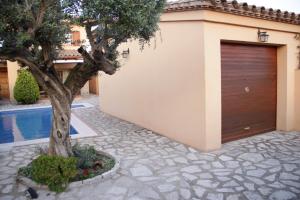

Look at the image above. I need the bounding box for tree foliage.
[0,0,166,157]
[0,0,165,77]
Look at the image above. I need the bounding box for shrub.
[31,155,77,192]
[72,144,98,169]
[13,69,40,104]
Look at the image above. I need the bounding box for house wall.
[55,64,90,96]
[7,61,20,101]
[100,10,300,151]
[295,70,300,130]
[62,25,88,50]
[101,21,207,150]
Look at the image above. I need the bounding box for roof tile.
[56,50,82,60]
[165,0,300,25]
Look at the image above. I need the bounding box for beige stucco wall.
[7,61,20,101]
[101,21,207,150]
[62,25,88,50]
[100,10,300,151]
[58,64,90,95]
[295,70,300,130]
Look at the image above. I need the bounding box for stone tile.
[238,153,264,163]
[197,180,219,188]
[198,173,213,179]
[0,195,14,200]
[192,186,205,198]
[207,193,223,200]
[138,188,160,200]
[1,184,13,193]
[244,183,255,191]
[246,169,266,177]
[130,165,153,177]
[219,155,233,161]
[181,166,202,173]
[212,161,225,168]
[283,164,298,172]
[226,194,242,200]
[225,161,240,168]
[279,172,299,181]
[217,188,235,193]
[182,173,198,181]
[180,188,191,200]
[223,180,240,187]
[261,159,280,166]
[269,190,297,200]
[173,157,188,164]
[243,191,264,200]
[107,186,128,195]
[165,191,179,200]
[265,174,276,182]
[258,187,272,196]
[280,180,300,188]
[157,184,176,193]
[187,153,198,161]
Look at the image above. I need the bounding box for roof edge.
[165,0,300,25]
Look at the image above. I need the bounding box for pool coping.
[0,103,98,152]
[0,102,94,112]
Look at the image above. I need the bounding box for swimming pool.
[0,104,96,145]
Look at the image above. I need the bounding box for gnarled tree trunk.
[48,92,73,157]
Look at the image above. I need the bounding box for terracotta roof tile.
[56,50,82,60]
[165,0,300,25]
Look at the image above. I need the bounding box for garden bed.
[17,145,120,192]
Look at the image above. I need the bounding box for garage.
[221,43,277,143]
[0,65,10,99]
[101,0,299,151]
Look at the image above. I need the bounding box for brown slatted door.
[0,67,10,99]
[221,43,277,143]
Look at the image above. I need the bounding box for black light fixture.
[122,48,130,58]
[258,29,269,42]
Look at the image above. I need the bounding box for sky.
[168,0,300,13]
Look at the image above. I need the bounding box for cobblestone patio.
[0,96,300,200]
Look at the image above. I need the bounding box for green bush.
[72,144,98,169]
[31,155,77,192]
[13,69,40,104]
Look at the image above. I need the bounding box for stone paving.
[0,96,300,200]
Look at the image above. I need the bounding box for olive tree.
[0,0,165,157]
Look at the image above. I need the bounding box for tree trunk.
[48,94,73,157]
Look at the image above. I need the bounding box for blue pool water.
[0,105,83,144]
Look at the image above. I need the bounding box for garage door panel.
[221,43,277,143]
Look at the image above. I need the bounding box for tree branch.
[64,47,116,98]
[85,23,96,51]
[0,49,71,100]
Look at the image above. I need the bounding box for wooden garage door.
[221,43,277,143]
[0,67,10,99]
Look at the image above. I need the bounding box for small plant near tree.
[31,155,77,192]
[19,144,115,192]
[13,69,40,104]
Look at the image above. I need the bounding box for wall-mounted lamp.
[258,29,269,43]
[122,48,130,58]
